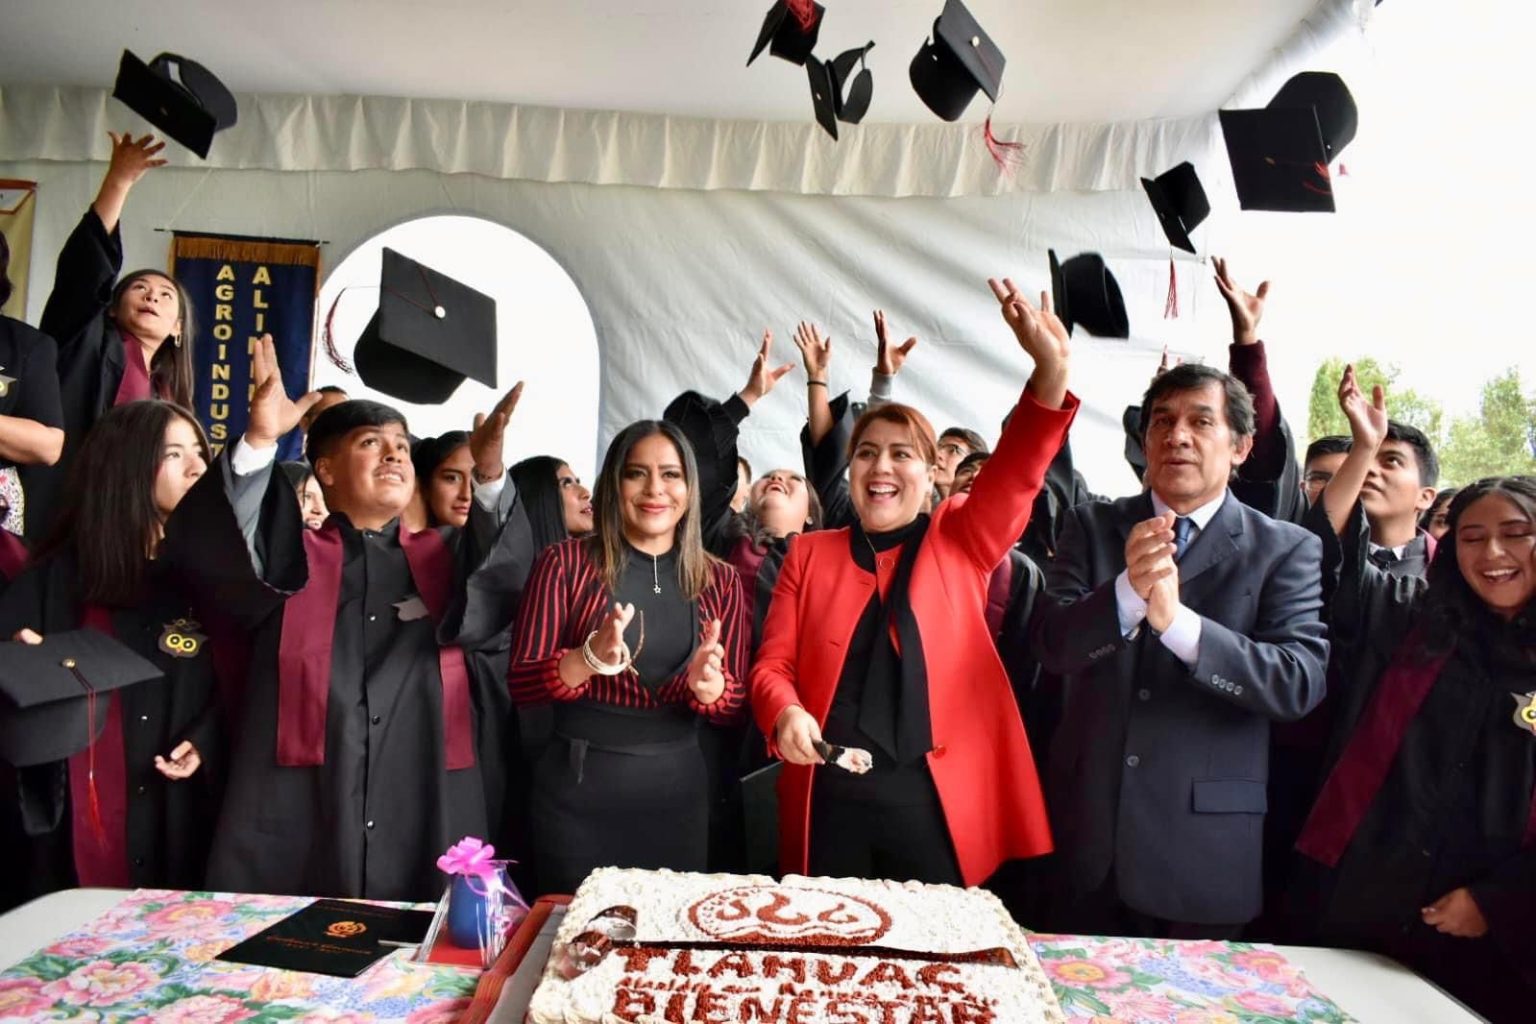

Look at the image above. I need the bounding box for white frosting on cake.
[526,868,1065,1024]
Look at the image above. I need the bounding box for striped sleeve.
[695,563,749,724]
[507,541,588,705]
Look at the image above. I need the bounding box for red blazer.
[751,389,1077,885]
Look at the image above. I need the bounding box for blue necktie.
[1174,516,1195,560]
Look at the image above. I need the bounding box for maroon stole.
[275,522,474,770]
[112,330,154,405]
[1298,630,1536,866]
[0,529,28,581]
[65,605,132,887]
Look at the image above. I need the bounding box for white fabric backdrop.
[0,0,1370,487]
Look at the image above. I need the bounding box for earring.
[172,333,182,348]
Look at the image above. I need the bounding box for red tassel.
[983,114,1025,173]
[1164,258,1179,320]
[786,0,817,31]
[321,290,356,374]
[83,688,106,844]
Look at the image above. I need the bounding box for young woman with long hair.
[750,278,1076,886]
[32,134,196,537]
[0,400,220,905]
[1293,370,1536,1022]
[508,420,748,894]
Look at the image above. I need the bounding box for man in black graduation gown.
[164,337,533,900]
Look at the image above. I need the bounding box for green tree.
[1437,368,1536,485]
[1307,360,1536,486]
[1307,357,1444,444]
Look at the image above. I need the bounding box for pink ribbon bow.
[437,836,500,880]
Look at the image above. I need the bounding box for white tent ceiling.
[2,0,1321,124]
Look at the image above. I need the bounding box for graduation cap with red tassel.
[909,1,1023,170]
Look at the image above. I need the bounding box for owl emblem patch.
[1512,691,1536,737]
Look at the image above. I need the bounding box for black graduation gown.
[161,451,535,901]
[0,553,222,909]
[28,211,136,541]
[1293,504,1536,1022]
[0,315,65,539]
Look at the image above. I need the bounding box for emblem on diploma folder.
[0,366,14,398]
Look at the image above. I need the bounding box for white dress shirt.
[1113,490,1228,667]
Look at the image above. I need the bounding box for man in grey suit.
[1032,363,1328,937]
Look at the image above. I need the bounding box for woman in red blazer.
[751,278,1076,886]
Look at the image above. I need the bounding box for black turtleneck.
[614,543,697,688]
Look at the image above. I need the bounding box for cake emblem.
[688,886,892,945]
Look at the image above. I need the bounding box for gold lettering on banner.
[213,324,233,341]
[211,384,229,400]
[252,266,272,285]
[215,304,233,321]
[212,365,231,381]
[215,283,235,301]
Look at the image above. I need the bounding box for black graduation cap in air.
[353,248,499,406]
[1050,250,1130,339]
[1220,71,1358,213]
[0,630,164,767]
[807,42,875,140]
[749,1,825,67]
[910,0,1006,122]
[1140,162,1211,254]
[111,50,238,160]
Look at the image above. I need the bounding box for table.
[467,907,1484,1024]
[0,888,478,1022]
[0,891,1484,1023]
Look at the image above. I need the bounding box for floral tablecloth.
[0,890,475,1023]
[1031,935,1354,1023]
[0,892,1357,1024]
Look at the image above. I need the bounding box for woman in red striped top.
[508,419,748,894]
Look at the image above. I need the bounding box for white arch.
[314,214,601,479]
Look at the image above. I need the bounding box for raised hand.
[1125,511,1177,601]
[792,321,832,384]
[245,334,322,448]
[154,740,202,780]
[105,132,168,189]
[469,381,525,482]
[1421,888,1488,938]
[591,602,636,667]
[774,705,826,766]
[1155,344,1182,378]
[1212,256,1270,347]
[873,310,918,376]
[94,132,169,233]
[1337,364,1388,451]
[685,619,726,705]
[987,277,1070,408]
[739,331,796,408]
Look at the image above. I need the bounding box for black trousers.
[529,733,709,896]
[808,766,961,885]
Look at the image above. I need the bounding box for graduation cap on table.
[1049,250,1130,339]
[910,0,1006,122]
[1220,71,1358,213]
[807,42,875,140]
[1140,162,1211,254]
[111,50,238,160]
[353,248,498,405]
[749,1,825,67]
[0,630,163,767]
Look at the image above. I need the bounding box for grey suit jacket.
[1031,491,1329,924]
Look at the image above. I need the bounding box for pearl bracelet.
[581,631,632,676]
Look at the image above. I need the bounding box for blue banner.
[172,233,320,459]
